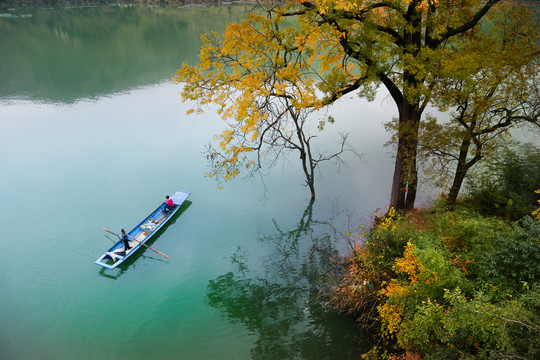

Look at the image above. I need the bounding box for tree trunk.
[404,156,418,210]
[404,115,421,210]
[308,178,315,200]
[448,139,471,205]
[448,138,482,206]
[390,103,421,210]
[390,134,407,210]
[308,156,315,200]
[298,143,316,200]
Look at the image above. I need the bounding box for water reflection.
[206,201,367,359]
[0,5,249,103]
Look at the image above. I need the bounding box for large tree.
[176,0,509,209]
[388,3,539,205]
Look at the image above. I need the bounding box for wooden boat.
[95,190,190,269]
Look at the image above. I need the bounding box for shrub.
[326,243,383,329]
[465,143,540,221]
[331,204,540,359]
[478,216,540,291]
[367,208,421,271]
[399,287,540,360]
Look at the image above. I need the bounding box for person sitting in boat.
[164,195,174,214]
[121,229,131,252]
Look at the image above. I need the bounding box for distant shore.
[0,0,259,8]
[2,0,537,10]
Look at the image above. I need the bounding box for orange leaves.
[380,279,411,298]
[175,7,322,122]
[389,352,422,360]
[414,0,439,11]
[219,130,235,150]
[377,245,420,337]
[306,0,441,17]
[378,207,399,233]
[449,254,474,275]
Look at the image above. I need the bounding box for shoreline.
[0,0,259,9]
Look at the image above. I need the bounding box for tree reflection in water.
[207,201,367,359]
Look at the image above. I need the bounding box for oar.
[104,234,117,244]
[102,228,169,259]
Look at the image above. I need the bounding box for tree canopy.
[386,3,539,205]
[174,9,357,198]
[432,4,538,204]
[175,0,538,209]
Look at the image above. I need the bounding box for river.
[0,5,400,359]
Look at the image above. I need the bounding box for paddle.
[104,234,117,244]
[102,228,169,259]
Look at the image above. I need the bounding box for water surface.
[0,5,399,359]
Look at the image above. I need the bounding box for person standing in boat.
[164,195,174,214]
[120,229,131,252]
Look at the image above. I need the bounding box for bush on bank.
[464,143,540,221]
[329,205,540,359]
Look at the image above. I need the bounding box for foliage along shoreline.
[328,144,540,359]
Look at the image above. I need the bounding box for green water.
[0,5,399,359]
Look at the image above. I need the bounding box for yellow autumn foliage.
[175,0,525,199]
[394,243,423,285]
[378,302,405,336]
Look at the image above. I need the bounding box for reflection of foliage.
[206,201,366,359]
[207,272,308,359]
[263,202,336,275]
[0,5,250,102]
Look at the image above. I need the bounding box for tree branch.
[431,0,502,47]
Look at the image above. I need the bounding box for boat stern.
[94,253,121,270]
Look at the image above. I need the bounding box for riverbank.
[329,143,540,358]
[328,202,540,359]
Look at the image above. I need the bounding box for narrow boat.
[95,190,190,269]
